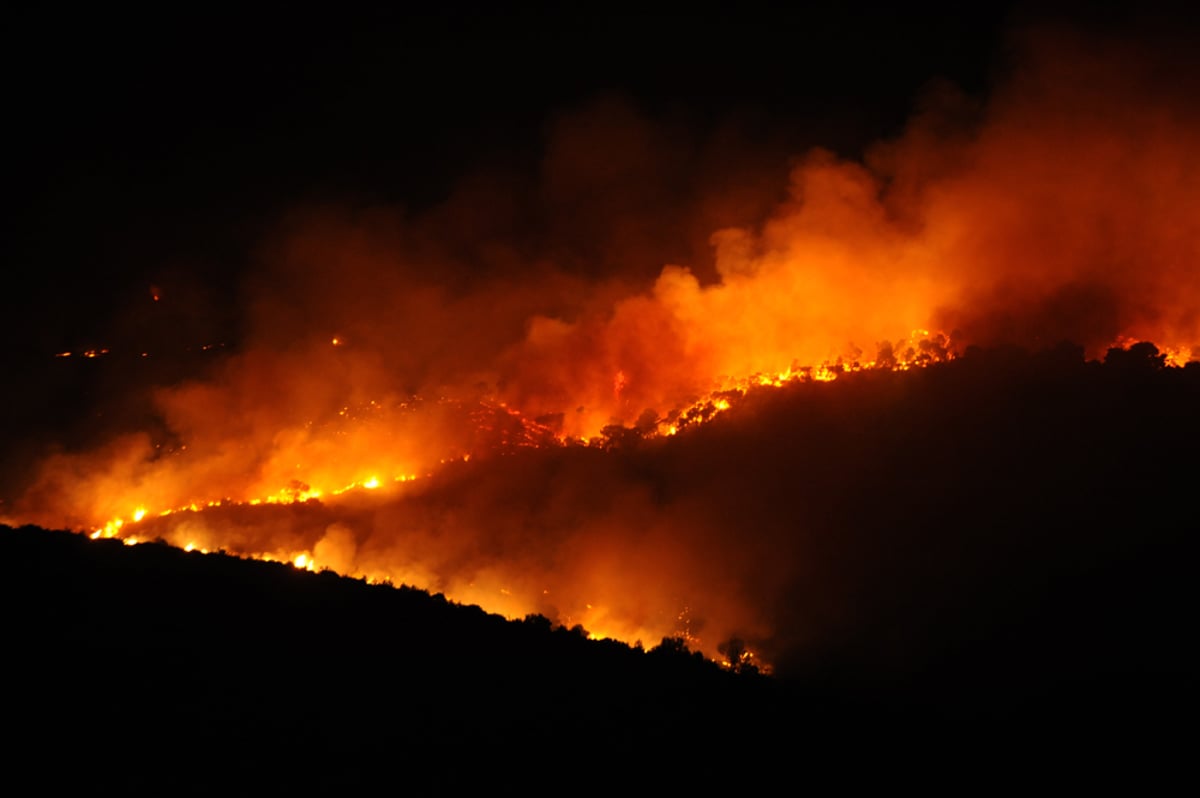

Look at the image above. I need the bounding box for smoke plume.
[8,26,1199,670]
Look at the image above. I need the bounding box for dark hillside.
[2,525,776,790]
[2,344,1196,789]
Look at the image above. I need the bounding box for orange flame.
[8,29,1200,667]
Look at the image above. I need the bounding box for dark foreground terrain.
[3,344,1196,790]
[4,524,790,791]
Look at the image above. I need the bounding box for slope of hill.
[2,524,780,790]
[3,344,1196,789]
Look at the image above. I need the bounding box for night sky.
[12,3,1198,345]
[5,3,1028,347]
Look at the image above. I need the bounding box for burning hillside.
[4,25,1199,673]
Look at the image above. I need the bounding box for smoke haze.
[7,24,1199,670]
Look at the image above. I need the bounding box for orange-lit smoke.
[7,28,1200,662]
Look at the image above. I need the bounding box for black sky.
[6,1,1197,355]
[4,5,1016,338]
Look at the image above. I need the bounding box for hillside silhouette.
[3,524,781,791]
[3,342,1196,789]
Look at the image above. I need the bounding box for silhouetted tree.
[523,613,553,633]
[598,424,644,450]
[650,636,691,658]
[1104,341,1165,374]
[717,636,759,675]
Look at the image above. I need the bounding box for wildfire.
[42,327,1191,664]
[11,30,1200,671]
[24,335,1198,671]
[55,329,967,670]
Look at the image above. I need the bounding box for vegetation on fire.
[2,342,1194,789]
[6,5,1200,790]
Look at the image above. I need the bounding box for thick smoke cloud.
[7,27,1199,670]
